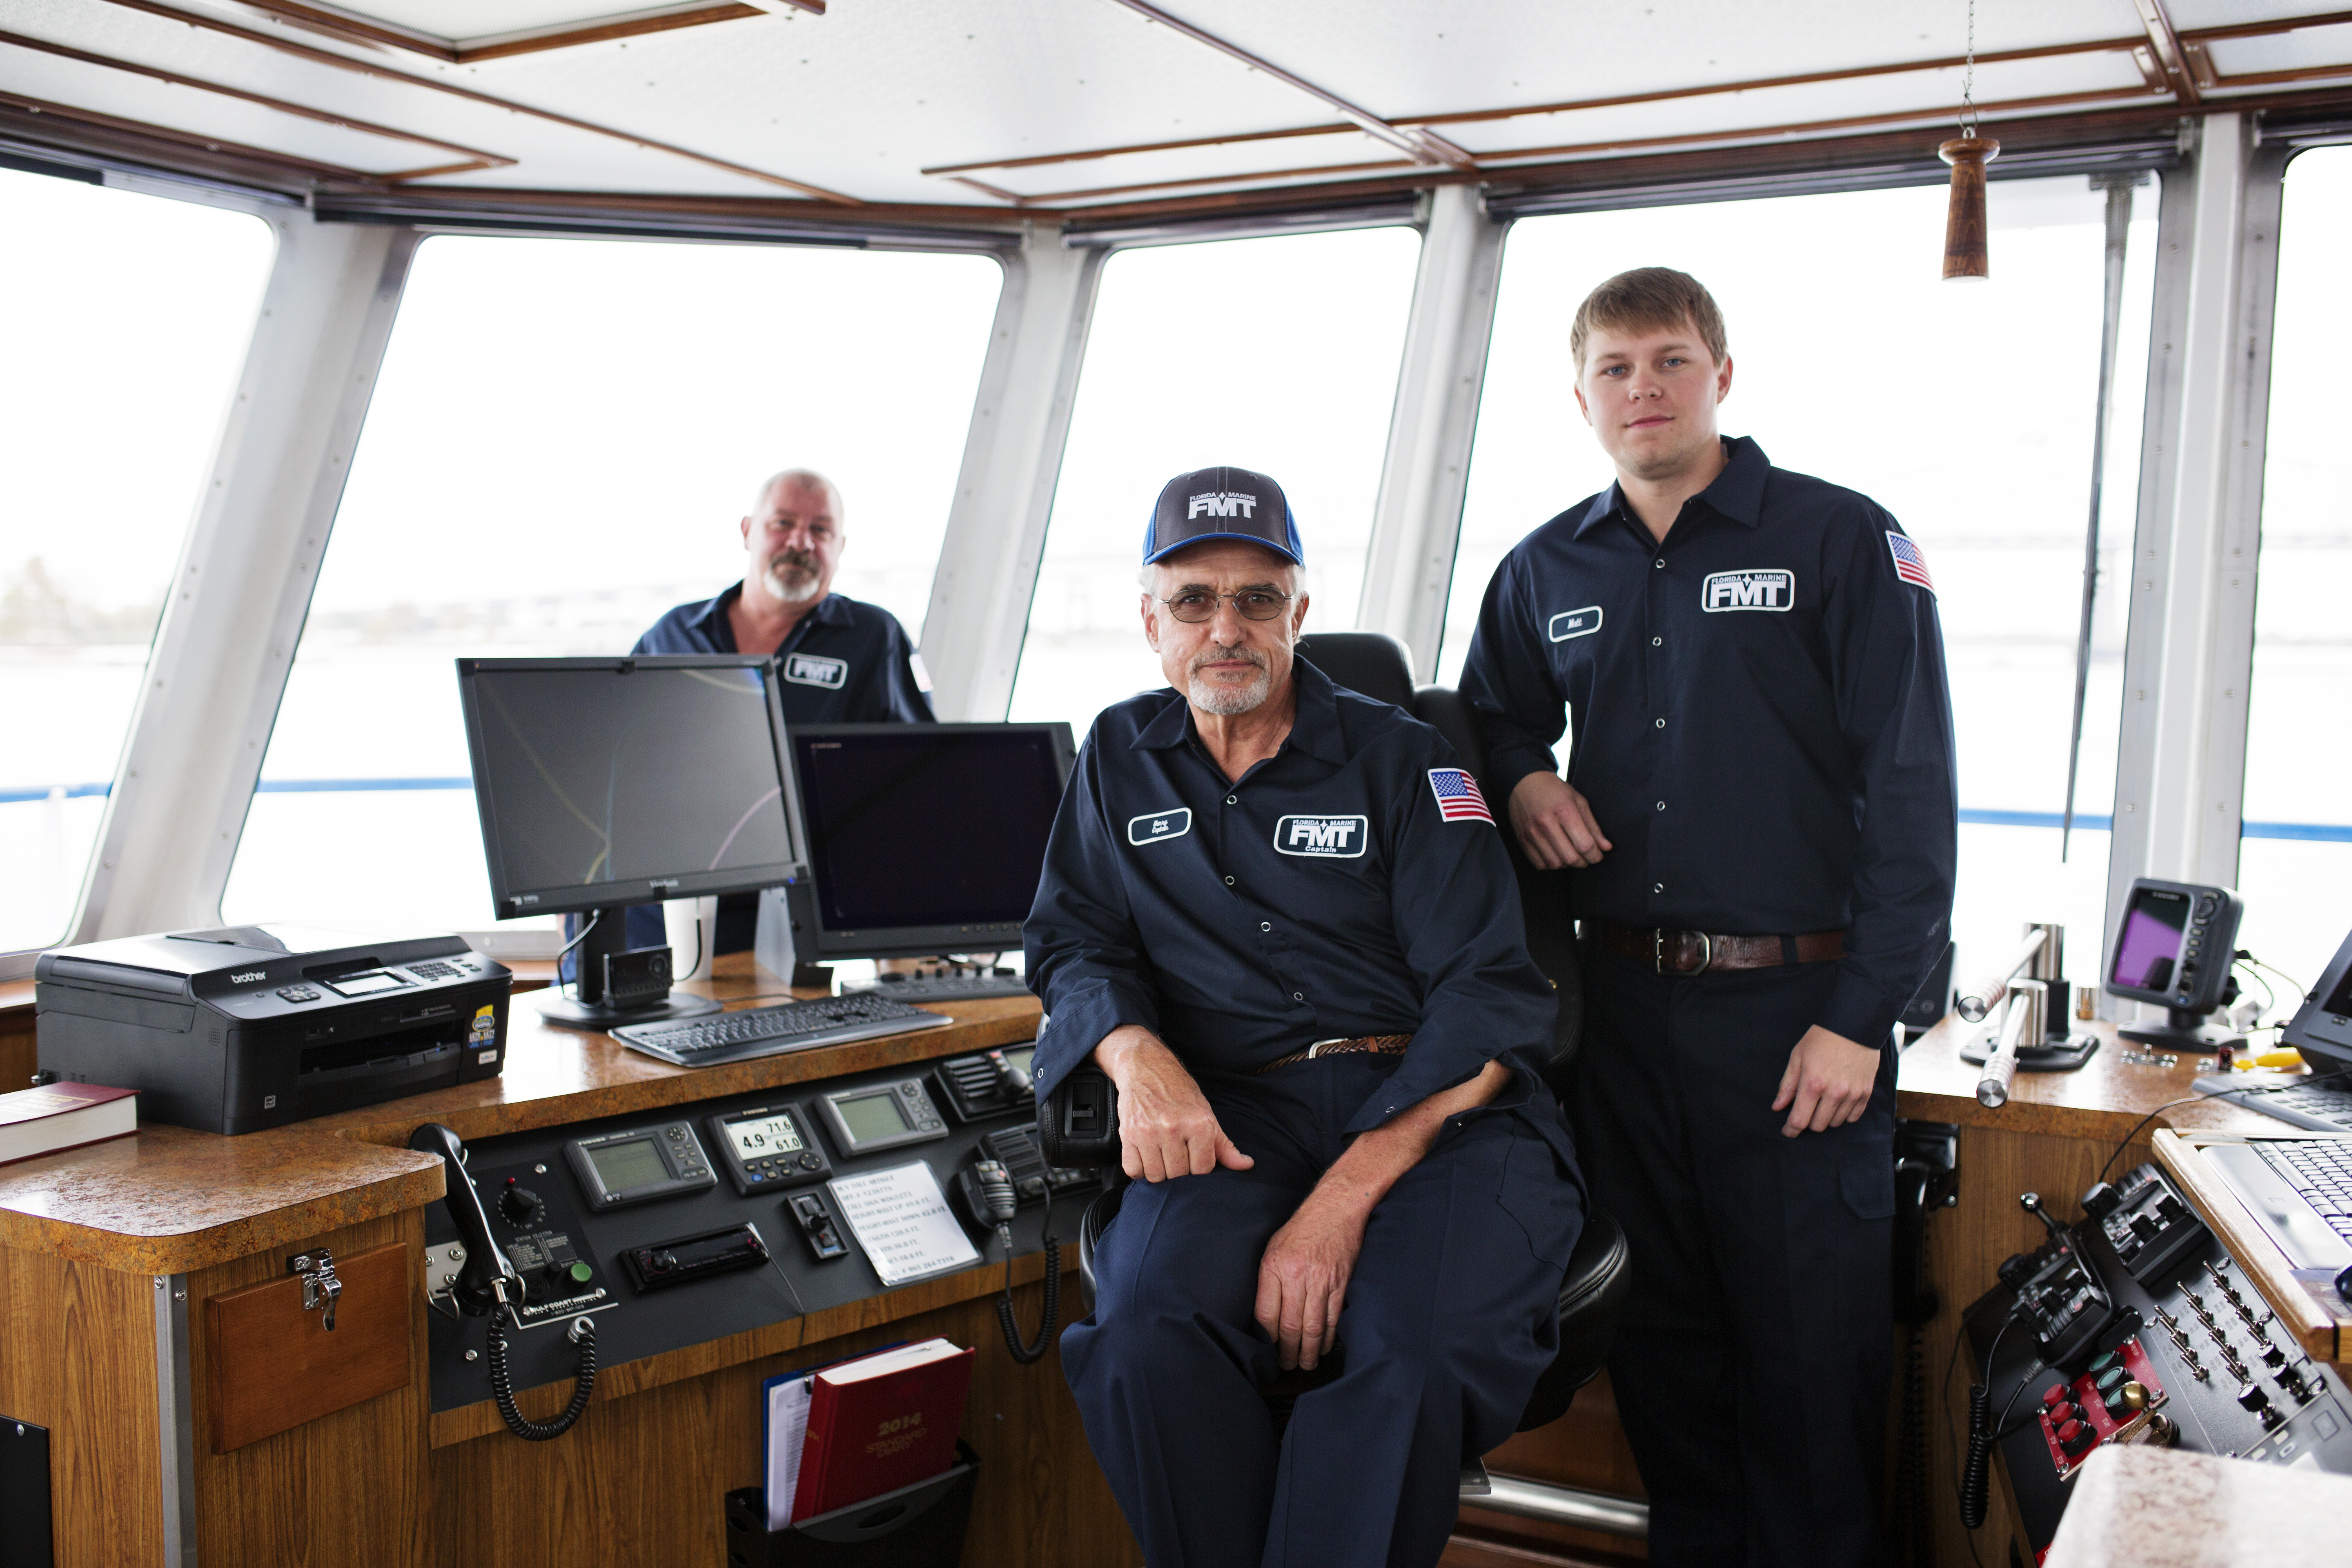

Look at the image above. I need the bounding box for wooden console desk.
[0,958,1139,1568]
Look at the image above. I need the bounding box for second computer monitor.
[782,722,1075,962]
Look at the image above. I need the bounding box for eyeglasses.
[1157,588,1293,624]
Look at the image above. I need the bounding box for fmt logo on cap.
[1274,814,1368,858]
[1187,492,1259,520]
[1701,569,1795,612]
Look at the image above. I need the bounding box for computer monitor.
[2104,877,2246,1050]
[764,723,1075,964]
[2281,924,2352,1074]
[456,655,809,1027]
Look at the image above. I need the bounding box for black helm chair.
[1039,632,1629,1467]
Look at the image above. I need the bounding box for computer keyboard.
[2194,1076,2352,1134]
[846,973,1033,1002]
[611,990,951,1065]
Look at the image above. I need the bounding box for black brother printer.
[34,925,511,1134]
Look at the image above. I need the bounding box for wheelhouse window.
[1439,176,2159,987]
[2237,145,2352,989]
[220,234,1002,942]
[1008,226,1422,742]
[0,167,273,956]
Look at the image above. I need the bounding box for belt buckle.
[1654,930,1713,976]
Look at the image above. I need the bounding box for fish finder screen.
[587,1137,668,1193]
[464,661,795,908]
[2111,887,2191,992]
[792,727,1069,933]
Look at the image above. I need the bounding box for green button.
[569,1262,593,1284]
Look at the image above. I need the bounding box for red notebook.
[790,1338,975,1522]
[0,1082,137,1167]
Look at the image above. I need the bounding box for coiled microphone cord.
[487,1312,597,1441]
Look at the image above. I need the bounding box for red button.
[2058,1419,2092,1453]
[2047,1401,2076,1425]
[2042,1383,2069,1408]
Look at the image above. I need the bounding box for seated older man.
[1024,466,1586,1568]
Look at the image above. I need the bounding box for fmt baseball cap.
[1142,465,1304,567]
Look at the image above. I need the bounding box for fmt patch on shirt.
[1427,768,1493,826]
[1700,569,1795,612]
[1547,606,1603,642]
[782,652,848,688]
[1128,808,1192,846]
[1274,814,1369,857]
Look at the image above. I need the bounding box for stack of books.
[0,1082,136,1167]
[762,1336,976,1530]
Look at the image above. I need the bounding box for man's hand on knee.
[1254,1196,1366,1372]
[1770,1025,1881,1136]
[1094,1025,1254,1183]
[1508,772,1613,870]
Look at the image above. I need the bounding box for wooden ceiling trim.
[225,2,792,66]
[1106,0,1476,170]
[941,174,1027,204]
[0,26,512,177]
[2132,0,2202,104]
[96,0,861,201]
[1009,155,1417,206]
[2203,58,2352,89]
[0,86,369,180]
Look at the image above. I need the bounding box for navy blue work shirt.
[633,584,935,724]
[1024,657,1568,1145]
[1457,436,1958,1049]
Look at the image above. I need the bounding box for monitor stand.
[533,904,723,1031]
[2118,1004,2245,1054]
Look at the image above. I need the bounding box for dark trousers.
[1575,949,1897,1568]
[1062,1057,1583,1568]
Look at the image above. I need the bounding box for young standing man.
[1458,268,1957,1566]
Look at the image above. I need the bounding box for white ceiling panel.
[332,0,724,38]
[0,33,479,172]
[2205,21,2352,79]
[1450,44,2156,162]
[455,0,1333,204]
[1159,0,2154,121]
[966,127,1402,202]
[2163,1,2343,29]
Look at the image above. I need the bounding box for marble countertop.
[2042,1443,2352,1566]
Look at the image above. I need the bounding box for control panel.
[934,1046,1037,1123]
[420,1043,1080,1414]
[1971,1164,2351,1554]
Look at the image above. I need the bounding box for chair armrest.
[1038,1064,1121,1169]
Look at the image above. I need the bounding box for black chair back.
[1294,631,1416,711]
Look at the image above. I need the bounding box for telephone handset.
[410,1122,599,1441]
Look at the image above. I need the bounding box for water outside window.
[1439,176,2158,989]
[0,168,274,956]
[1007,227,1422,743]
[2237,145,2352,993]
[220,234,1001,944]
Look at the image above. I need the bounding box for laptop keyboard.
[2252,1140,2352,1243]
[610,990,950,1065]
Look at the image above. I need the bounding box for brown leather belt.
[1254,1034,1414,1074]
[1601,923,1845,976]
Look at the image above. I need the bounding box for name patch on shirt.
[1547,606,1604,642]
[1128,808,1192,846]
[1274,814,1368,858]
[782,652,848,688]
[1700,569,1795,612]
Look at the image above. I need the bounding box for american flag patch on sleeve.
[1427,768,1494,825]
[1885,531,1936,595]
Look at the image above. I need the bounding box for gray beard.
[1187,664,1271,715]
[762,562,822,604]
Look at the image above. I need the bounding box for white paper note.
[763,1373,813,1531]
[826,1161,981,1287]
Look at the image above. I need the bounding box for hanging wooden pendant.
[1939,136,2000,281]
